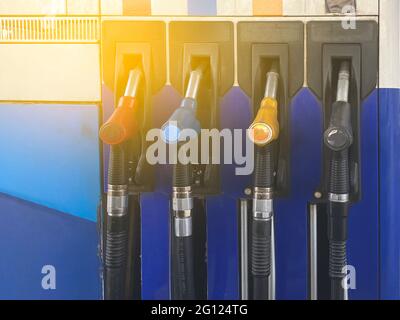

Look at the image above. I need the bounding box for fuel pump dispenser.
[100,69,142,300]
[307,21,378,300]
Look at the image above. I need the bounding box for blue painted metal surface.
[348,90,379,299]
[380,88,400,300]
[0,104,101,222]
[0,193,100,300]
[276,88,323,300]
[207,88,252,300]
[141,191,171,300]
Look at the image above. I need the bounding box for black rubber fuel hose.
[251,144,274,300]
[327,149,350,300]
[171,145,195,300]
[104,144,129,300]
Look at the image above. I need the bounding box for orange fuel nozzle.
[249,97,280,147]
[99,96,139,145]
[99,69,142,145]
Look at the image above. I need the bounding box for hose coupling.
[328,193,350,203]
[174,217,193,237]
[107,185,129,217]
[173,186,193,228]
[253,187,274,221]
[173,187,193,211]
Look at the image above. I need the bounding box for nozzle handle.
[100,68,142,145]
[324,101,353,151]
[249,98,280,146]
[161,98,201,144]
[100,96,139,145]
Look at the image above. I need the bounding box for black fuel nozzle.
[324,61,353,152]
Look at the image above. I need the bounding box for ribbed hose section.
[254,144,274,188]
[251,219,272,300]
[108,144,128,186]
[328,149,350,300]
[172,236,196,300]
[173,162,191,187]
[329,240,347,300]
[329,241,347,278]
[329,150,350,194]
[104,215,129,300]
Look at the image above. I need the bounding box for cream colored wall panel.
[0,0,66,15]
[217,0,236,15]
[0,44,100,101]
[236,0,253,16]
[68,0,99,15]
[217,0,252,16]
[283,0,306,16]
[305,0,326,15]
[101,0,123,15]
[358,0,378,15]
[151,0,188,15]
[380,0,400,88]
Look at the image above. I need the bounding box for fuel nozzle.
[249,63,280,147]
[324,61,353,151]
[100,69,142,145]
[162,63,207,144]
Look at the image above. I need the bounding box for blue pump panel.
[380,88,400,299]
[0,193,100,300]
[0,104,101,222]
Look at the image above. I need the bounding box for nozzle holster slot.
[102,21,167,193]
[238,22,305,197]
[307,21,379,202]
[170,22,235,196]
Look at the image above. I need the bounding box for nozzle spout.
[185,63,207,100]
[161,62,207,144]
[336,61,350,103]
[264,61,280,100]
[124,69,142,98]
